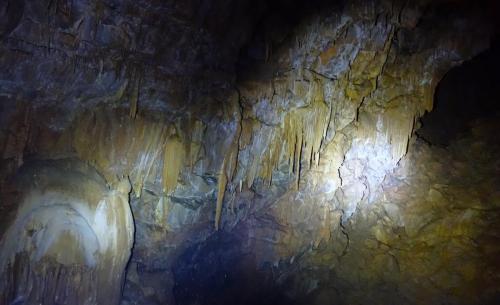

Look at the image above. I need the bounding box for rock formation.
[0,0,499,304]
[0,159,134,305]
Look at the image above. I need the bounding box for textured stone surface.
[306,116,500,305]
[0,0,499,304]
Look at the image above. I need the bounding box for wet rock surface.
[0,0,499,304]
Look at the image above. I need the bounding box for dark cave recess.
[172,230,296,305]
[417,38,500,146]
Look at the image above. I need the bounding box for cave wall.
[0,0,499,304]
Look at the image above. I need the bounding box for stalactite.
[261,79,330,190]
[215,140,238,229]
[225,138,239,185]
[108,80,128,105]
[246,155,258,189]
[215,158,227,231]
[185,119,205,169]
[129,76,140,119]
[73,109,173,196]
[259,129,282,185]
[131,122,167,197]
[215,117,240,229]
[381,105,417,162]
[162,129,185,195]
[295,130,303,190]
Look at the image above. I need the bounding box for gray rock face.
[0,0,499,304]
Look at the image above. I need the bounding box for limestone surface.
[0,0,498,304]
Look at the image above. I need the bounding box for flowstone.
[0,159,134,305]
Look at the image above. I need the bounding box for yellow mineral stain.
[319,45,338,65]
[162,129,185,195]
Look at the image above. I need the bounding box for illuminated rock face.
[0,160,134,305]
[0,0,499,304]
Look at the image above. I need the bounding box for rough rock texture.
[0,0,499,304]
[285,116,500,305]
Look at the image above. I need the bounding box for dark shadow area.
[417,38,500,146]
[172,230,295,305]
[235,0,344,82]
